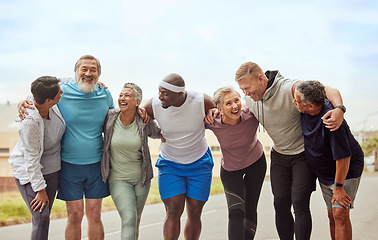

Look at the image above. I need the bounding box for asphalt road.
[1,172,378,239]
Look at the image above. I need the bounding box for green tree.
[361,136,378,156]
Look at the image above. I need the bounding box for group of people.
[9,55,364,240]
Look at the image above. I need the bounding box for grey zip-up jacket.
[9,104,65,192]
[101,109,161,185]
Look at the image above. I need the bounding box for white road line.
[83,209,219,239]
[140,221,165,229]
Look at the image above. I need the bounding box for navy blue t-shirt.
[301,99,364,185]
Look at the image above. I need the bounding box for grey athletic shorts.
[319,177,361,210]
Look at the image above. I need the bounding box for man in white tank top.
[143,73,215,240]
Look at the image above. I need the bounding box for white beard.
[77,79,97,93]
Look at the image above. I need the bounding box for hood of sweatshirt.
[255,70,281,129]
[261,70,285,102]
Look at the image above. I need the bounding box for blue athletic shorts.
[155,148,214,202]
[57,161,110,201]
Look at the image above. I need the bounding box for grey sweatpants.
[15,171,59,240]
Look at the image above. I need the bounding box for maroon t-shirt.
[206,107,263,171]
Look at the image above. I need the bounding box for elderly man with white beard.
[18,55,114,240]
[56,55,114,240]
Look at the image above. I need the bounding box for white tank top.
[152,91,209,164]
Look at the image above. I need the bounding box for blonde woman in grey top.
[101,83,160,240]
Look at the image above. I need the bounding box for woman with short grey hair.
[101,82,161,240]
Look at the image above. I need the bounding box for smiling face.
[75,59,99,93]
[118,87,140,113]
[237,75,266,101]
[158,86,181,108]
[220,91,242,124]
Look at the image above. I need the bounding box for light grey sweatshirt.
[245,71,304,155]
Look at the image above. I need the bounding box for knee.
[186,200,206,221]
[165,203,184,219]
[229,207,244,219]
[85,208,102,223]
[188,207,203,220]
[225,193,245,217]
[332,208,350,224]
[225,191,245,210]
[33,209,51,226]
[67,209,84,223]
[119,208,137,223]
[292,193,311,213]
[274,195,292,211]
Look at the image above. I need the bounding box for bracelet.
[335,105,346,113]
[334,182,344,187]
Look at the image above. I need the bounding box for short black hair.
[31,76,60,104]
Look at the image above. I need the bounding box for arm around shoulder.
[142,98,155,119]
[146,120,161,139]
[322,85,344,131]
[204,93,215,114]
[58,77,75,85]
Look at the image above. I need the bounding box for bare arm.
[204,93,215,114]
[137,107,151,124]
[140,98,154,121]
[203,93,217,124]
[292,82,344,131]
[204,108,219,124]
[332,157,352,208]
[321,86,344,131]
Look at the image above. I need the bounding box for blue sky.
[0,0,377,131]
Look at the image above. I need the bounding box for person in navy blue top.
[293,80,364,240]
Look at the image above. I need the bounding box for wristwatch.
[335,105,346,113]
[334,182,344,187]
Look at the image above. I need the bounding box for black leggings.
[270,150,316,240]
[220,153,266,240]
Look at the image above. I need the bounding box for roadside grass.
[0,177,224,227]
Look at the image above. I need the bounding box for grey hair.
[295,80,325,106]
[74,55,101,76]
[123,82,143,102]
[213,86,241,109]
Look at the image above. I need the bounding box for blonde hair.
[213,86,241,109]
[235,62,264,82]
